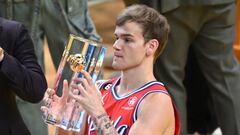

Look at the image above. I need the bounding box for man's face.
[112,21,147,70]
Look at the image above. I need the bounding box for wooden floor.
[44,0,125,134]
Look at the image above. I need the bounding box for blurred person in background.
[0,1,47,134]
[0,18,47,135]
[0,0,101,134]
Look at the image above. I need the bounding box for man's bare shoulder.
[140,91,173,114]
[129,92,175,135]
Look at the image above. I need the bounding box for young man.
[42,4,180,135]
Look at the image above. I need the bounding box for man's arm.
[90,113,118,135]
[0,47,4,63]
[0,23,47,102]
[129,92,175,135]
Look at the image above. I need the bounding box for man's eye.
[124,38,132,43]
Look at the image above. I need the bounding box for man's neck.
[116,61,156,96]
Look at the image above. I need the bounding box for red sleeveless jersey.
[86,78,180,135]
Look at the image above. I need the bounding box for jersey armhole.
[132,90,169,122]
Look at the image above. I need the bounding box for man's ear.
[146,39,159,56]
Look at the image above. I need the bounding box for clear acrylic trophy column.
[43,34,107,132]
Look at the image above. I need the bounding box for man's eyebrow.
[114,33,134,37]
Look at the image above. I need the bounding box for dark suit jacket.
[0,18,47,135]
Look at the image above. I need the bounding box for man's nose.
[113,40,121,50]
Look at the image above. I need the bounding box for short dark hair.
[116,4,170,62]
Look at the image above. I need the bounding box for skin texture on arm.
[129,92,175,135]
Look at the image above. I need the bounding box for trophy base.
[58,119,71,130]
[43,114,58,125]
[71,111,86,132]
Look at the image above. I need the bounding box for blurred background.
[44,0,124,87]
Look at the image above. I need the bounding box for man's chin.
[112,63,122,70]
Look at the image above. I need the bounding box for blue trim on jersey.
[96,79,108,90]
[133,90,169,122]
[111,78,165,100]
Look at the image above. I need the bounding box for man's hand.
[0,47,4,62]
[70,71,120,135]
[69,70,106,118]
[41,80,69,121]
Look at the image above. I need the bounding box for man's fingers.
[72,77,81,84]
[41,106,49,113]
[70,83,78,90]
[78,84,87,96]
[72,89,79,95]
[47,88,55,96]
[73,78,87,90]
[69,92,84,105]
[81,70,93,85]
[52,94,60,102]
[62,80,69,101]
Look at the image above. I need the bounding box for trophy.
[43,34,107,132]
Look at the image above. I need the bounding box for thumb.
[61,79,69,102]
